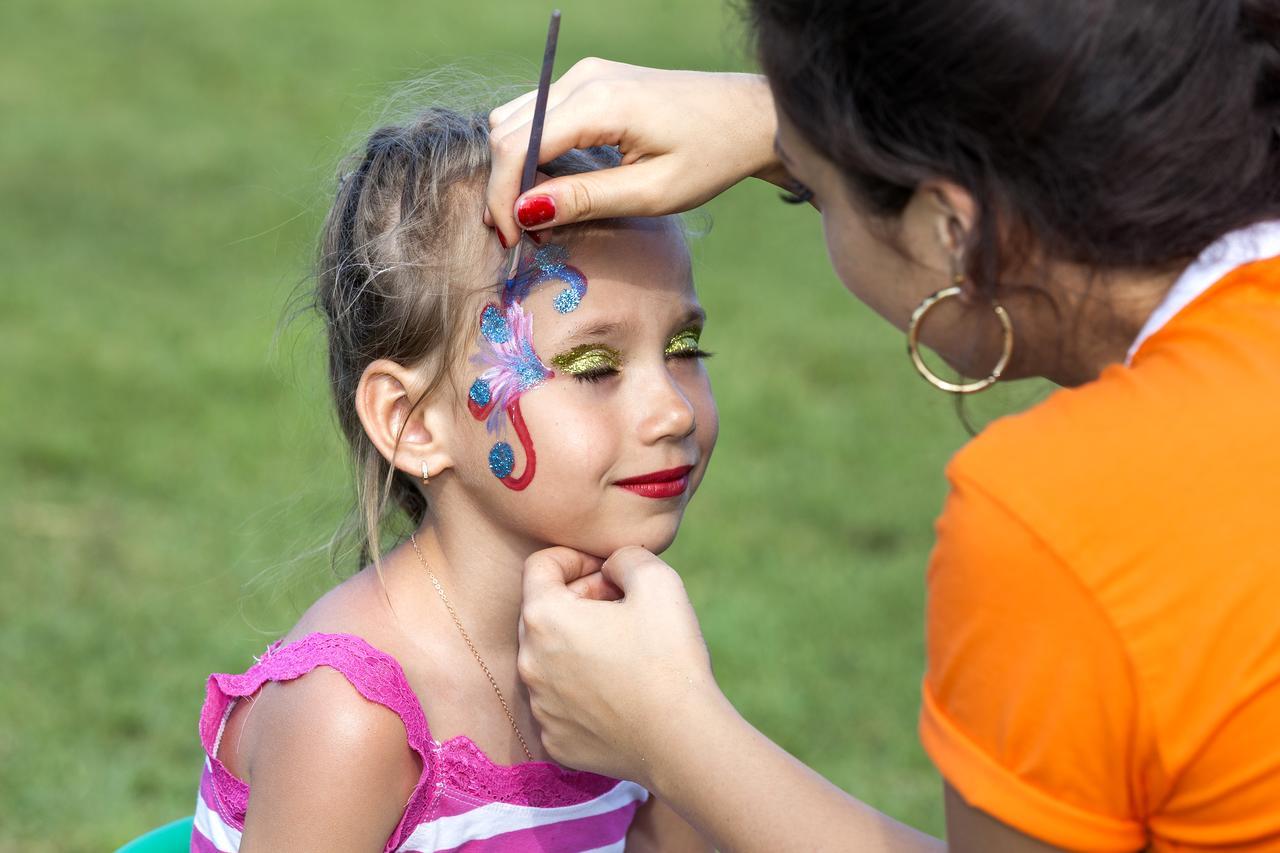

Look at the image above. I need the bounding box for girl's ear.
[355,359,455,481]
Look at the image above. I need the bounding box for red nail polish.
[528,230,544,245]
[495,228,510,249]
[516,195,556,228]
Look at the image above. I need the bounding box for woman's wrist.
[639,676,741,799]
[634,679,944,852]
[723,72,785,188]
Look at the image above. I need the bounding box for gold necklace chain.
[409,532,535,762]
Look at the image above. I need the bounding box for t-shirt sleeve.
[919,473,1149,852]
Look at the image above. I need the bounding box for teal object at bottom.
[116,816,194,853]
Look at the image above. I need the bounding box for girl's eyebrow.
[557,319,627,349]
[555,306,706,348]
[675,306,707,328]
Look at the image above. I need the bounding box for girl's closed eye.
[665,326,713,362]
[552,344,623,383]
[552,328,711,385]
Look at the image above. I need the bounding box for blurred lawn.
[0,1,1049,849]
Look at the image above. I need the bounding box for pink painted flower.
[470,300,553,433]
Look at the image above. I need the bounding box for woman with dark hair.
[486,1,1280,849]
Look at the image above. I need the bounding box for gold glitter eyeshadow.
[664,327,703,356]
[550,344,623,375]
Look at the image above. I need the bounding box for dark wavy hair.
[749,0,1280,293]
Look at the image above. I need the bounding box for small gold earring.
[421,461,431,487]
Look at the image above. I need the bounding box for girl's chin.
[561,523,682,561]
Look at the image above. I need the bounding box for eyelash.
[570,342,713,384]
[779,180,814,205]
[573,365,617,384]
[667,347,713,364]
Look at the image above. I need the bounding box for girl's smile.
[614,464,695,499]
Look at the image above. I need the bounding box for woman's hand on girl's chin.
[519,545,717,787]
[485,59,782,245]
[564,562,625,602]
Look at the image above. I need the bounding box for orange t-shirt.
[920,254,1280,851]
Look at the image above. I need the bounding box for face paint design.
[503,244,588,314]
[468,299,553,490]
[550,343,623,380]
[546,327,705,386]
[469,300,554,431]
[466,242,589,491]
[665,326,704,358]
[488,441,516,479]
[480,304,511,344]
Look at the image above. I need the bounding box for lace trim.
[434,734,620,808]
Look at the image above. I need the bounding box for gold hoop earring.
[906,284,1013,395]
[420,461,431,487]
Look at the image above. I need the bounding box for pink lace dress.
[192,632,648,852]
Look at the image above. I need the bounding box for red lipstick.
[614,465,693,499]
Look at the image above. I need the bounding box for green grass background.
[1,1,1048,848]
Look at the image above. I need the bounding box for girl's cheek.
[555,407,616,465]
[530,390,618,470]
[700,393,720,440]
[693,382,720,452]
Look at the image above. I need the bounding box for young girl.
[191,106,717,852]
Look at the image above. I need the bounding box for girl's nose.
[639,370,697,444]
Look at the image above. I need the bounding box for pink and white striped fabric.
[193,632,648,852]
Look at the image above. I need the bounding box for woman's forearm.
[649,687,944,852]
[520,547,941,849]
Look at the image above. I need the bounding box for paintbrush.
[505,9,562,285]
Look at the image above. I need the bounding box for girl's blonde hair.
[312,106,619,568]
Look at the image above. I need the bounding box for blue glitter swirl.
[534,244,569,277]
[468,378,491,407]
[488,442,515,478]
[553,287,582,314]
[504,243,586,306]
[480,305,510,343]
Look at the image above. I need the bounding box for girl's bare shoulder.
[232,663,421,850]
[219,569,422,846]
[278,565,392,646]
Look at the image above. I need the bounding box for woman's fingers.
[486,59,618,240]
[565,571,624,601]
[517,543,715,781]
[487,93,627,242]
[523,546,605,604]
[503,160,673,231]
[525,544,673,606]
[599,545,678,597]
[489,56,606,129]
[488,89,538,130]
[484,62,780,245]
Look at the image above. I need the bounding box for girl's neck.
[356,496,547,765]
[385,502,536,657]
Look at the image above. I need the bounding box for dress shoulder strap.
[197,632,437,850]
[200,632,434,756]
